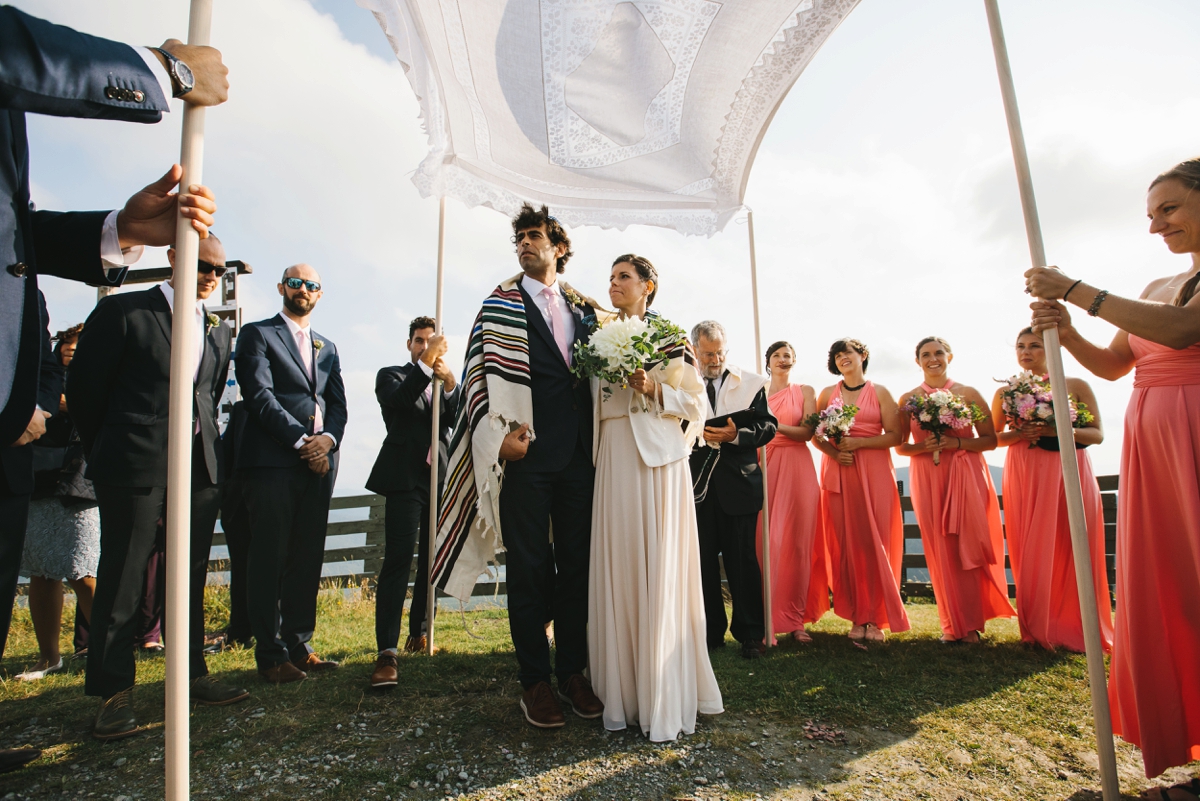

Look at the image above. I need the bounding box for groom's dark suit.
[499,281,594,689]
[66,284,232,698]
[234,313,347,671]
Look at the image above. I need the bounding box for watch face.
[175,60,195,92]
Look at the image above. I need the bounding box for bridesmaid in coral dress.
[757,341,827,643]
[990,328,1111,654]
[896,337,1013,644]
[1026,158,1200,778]
[812,338,909,643]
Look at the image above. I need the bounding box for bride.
[586,254,723,742]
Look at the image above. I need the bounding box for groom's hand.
[499,424,530,461]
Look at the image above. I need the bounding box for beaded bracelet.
[1087,289,1109,317]
[1062,279,1083,303]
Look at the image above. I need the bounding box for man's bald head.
[278,262,323,321]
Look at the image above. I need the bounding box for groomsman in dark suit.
[234,264,347,684]
[365,317,459,687]
[688,320,777,660]
[67,234,249,741]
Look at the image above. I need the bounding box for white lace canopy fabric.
[360,0,859,236]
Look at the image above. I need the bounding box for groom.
[436,204,603,729]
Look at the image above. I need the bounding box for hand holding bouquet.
[572,314,688,399]
[997,371,1094,448]
[902,389,985,465]
[803,397,859,446]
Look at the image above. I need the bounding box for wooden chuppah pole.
[747,210,775,647]
[426,195,447,655]
[165,1,214,797]
[982,3,1119,799]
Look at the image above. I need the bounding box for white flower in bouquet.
[587,316,649,372]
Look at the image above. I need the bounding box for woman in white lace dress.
[587,255,723,742]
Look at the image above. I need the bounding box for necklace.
[843,380,866,392]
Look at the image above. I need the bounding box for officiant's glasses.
[284,277,321,292]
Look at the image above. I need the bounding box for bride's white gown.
[588,384,723,742]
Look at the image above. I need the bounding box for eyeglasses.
[197,259,228,277]
[284,277,321,292]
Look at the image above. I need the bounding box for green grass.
[1,588,1195,800]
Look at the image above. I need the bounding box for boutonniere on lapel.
[207,313,220,329]
[563,287,586,309]
[313,339,325,351]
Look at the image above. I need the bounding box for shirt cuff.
[138,47,175,106]
[417,360,434,377]
[294,432,338,449]
[100,210,145,267]
[293,435,306,450]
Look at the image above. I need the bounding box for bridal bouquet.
[997,371,1095,448]
[902,389,985,465]
[803,397,859,445]
[572,314,688,398]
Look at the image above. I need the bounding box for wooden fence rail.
[206,475,1120,605]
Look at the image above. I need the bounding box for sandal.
[792,628,813,643]
[864,623,885,643]
[848,625,866,642]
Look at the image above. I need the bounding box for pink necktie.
[296,329,323,433]
[541,286,571,364]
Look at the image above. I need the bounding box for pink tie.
[296,329,323,433]
[541,286,571,364]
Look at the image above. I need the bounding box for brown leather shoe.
[292,652,339,672]
[259,661,307,684]
[557,674,604,720]
[520,681,565,729]
[370,653,399,688]
[403,634,439,654]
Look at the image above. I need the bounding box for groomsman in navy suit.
[234,264,347,683]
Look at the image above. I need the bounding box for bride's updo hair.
[612,254,658,306]
[1149,158,1200,307]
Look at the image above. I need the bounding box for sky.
[15,0,1200,492]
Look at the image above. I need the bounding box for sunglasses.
[197,259,228,277]
[284,277,321,292]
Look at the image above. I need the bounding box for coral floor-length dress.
[907,382,1013,640]
[820,382,910,632]
[1002,433,1112,654]
[1109,335,1200,778]
[757,384,828,635]
[588,385,723,742]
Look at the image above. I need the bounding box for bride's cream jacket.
[590,350,706,468]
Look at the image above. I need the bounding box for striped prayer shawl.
[432,273,601,601]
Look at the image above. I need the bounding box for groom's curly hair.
[511,203,573,273]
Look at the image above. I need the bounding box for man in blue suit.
[0,4,228,771]
[234,263,348,684]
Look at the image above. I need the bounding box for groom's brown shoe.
[558,674,603,720]
[520,681,565,729]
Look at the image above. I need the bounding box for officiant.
[688,320,777,659]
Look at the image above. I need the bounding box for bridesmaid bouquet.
[902,389,985,465]
[997,371,1095,448]
[572,314,688,398]
[803,397,859,445]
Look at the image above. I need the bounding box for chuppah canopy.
[357,0,859,236]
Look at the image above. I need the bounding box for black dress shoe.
[0,748,41,774]
[707,641,726,652]
[740,640,765,660]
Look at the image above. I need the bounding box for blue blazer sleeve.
[0,6,168,121]
[233,324,308,449]
[31,210,126,286]
[35,290,62,414]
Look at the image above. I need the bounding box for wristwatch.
[151,47,195,98]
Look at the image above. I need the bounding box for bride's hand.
[629,368,657,398]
